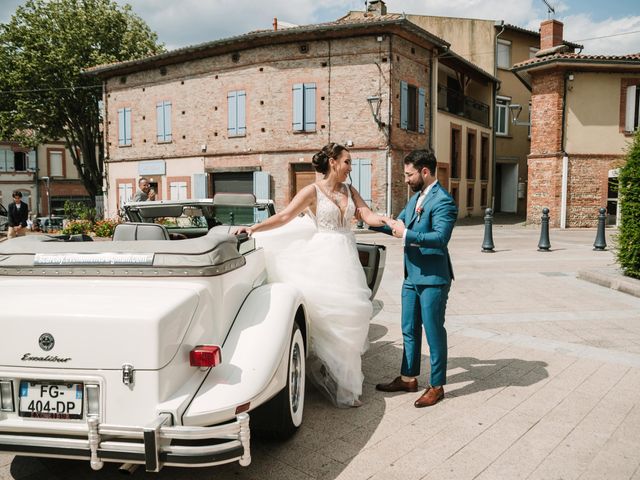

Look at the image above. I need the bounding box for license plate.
[18,381,83,419]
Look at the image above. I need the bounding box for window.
[156,101,172,142]
[118,107,132,146]
[625,84,640,132]
[497,39,511,69]
[170,181,188,200]
[48,150,64,177]
[117,181,133,208]
[451,125,461,179]
[400,81,425,133]
[0,148,10,172]
[481,185,488,207]
[496,97,510,136]
[480,134,489,181]
[292,83,316,132]
[466,130,476,180]
[228,90,246,137]
[467,186,474,209]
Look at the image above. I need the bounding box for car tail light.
[0,381,14,412]
[190,346,222,368]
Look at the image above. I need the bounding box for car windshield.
[153,215,209,229]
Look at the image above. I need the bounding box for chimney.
[540,19,564,50]
[273,17,278,31]
[367,0,387,16]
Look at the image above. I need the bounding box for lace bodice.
[307,183,355,233]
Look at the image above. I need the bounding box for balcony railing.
[437,85,490,127]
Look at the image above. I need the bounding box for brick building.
[512,20,640,227]
[87,13,496,219]
[0,140,91,218]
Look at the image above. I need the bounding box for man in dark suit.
[7,190,29,239]
[375,149,457,407]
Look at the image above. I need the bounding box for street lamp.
[509,103,530,126]
[41,176,51,226]
[367,95,383,127]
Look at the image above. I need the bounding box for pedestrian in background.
[7,190,29,239]
[134,178,156,201]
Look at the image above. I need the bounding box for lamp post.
[41,176,51,226]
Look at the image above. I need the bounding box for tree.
[0,0,164,199]
[617,130,640,279]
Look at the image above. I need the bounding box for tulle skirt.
[254,216,373,407]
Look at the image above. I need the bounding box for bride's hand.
[233,226,253,236]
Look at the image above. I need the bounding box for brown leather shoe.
[375,376,418,393]
[414,386,444,407]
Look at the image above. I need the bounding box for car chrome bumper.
[0,412,251,472]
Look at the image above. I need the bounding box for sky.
[0,0,639,55]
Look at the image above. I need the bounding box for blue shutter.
[237,91,246,136]
[118,108,125,145]
[303,83,316,132]
[164,101,172,141]
[27,150,36,171]
[292,84,303,131]
[124,108,132,144]
[193,173,208,198]
[418,87,426,134]
[228,91,237,136]
[156,102,164,142]
[350,159,372,207]
[253,171,271,222]
[400,81,408,130]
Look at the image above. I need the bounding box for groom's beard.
[410,178,424,192]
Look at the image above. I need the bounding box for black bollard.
[538,207,551,251]
[229,211,235,226]
[593,207,607,251]
[481,208,495,252]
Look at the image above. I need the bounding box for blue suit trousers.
[400,280,450,387]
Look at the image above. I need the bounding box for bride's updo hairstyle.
[312,143,348,174]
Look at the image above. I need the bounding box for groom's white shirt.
[402,179,437,246]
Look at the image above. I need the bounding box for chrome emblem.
[39,333,55,351]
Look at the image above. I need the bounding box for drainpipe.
[492,20,505,212]
[560,72,569,228]
[386,34,393,216]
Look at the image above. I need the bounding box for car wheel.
[252,323,305,439]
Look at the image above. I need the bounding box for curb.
[577,268,640,299]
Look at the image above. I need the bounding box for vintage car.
[0,194,385,473]
[0,202,7,231]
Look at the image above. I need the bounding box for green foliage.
[617,131,640,279]
[62,219,92,235]
[93,218,119,237]
[63,200,96,221]
[0,0,164,197]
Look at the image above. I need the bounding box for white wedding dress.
[253,184,373,407]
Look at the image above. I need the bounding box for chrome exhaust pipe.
[119,463,139,475]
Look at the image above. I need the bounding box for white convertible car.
[0,194,385,473]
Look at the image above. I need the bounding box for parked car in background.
[0,193,385,473]
[36,216,64,233]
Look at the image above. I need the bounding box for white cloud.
[559,14,640,55]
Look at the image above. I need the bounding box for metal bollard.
[538,207,551,251]
[481,208,495,252]
[593,207,607,251]
[229,211,235,226]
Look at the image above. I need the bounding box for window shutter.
[292,84,303,131]
[228,91,237,136]
[0,150,6,172]
[237,91,246,135]
[27,150,36,171]
[6,153,14,171]
[400,81,408,130]
[124,108,132,144]
[118,108,125,145]
[164,101,172,141]
[349,159,372,207]
[303,83,316,132]
[418,87,426,134]
[193,173,208,199]
[626,85,637,132]
[156,102,165,141]
[253,171,271,222]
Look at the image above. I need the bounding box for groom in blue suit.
[375,149,457,407]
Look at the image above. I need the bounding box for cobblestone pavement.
[2,224,639,479]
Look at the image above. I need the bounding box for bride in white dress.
[235,143,391,407]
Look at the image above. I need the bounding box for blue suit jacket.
[373,182,457,285]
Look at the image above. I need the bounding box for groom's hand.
[391,219,405,238]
